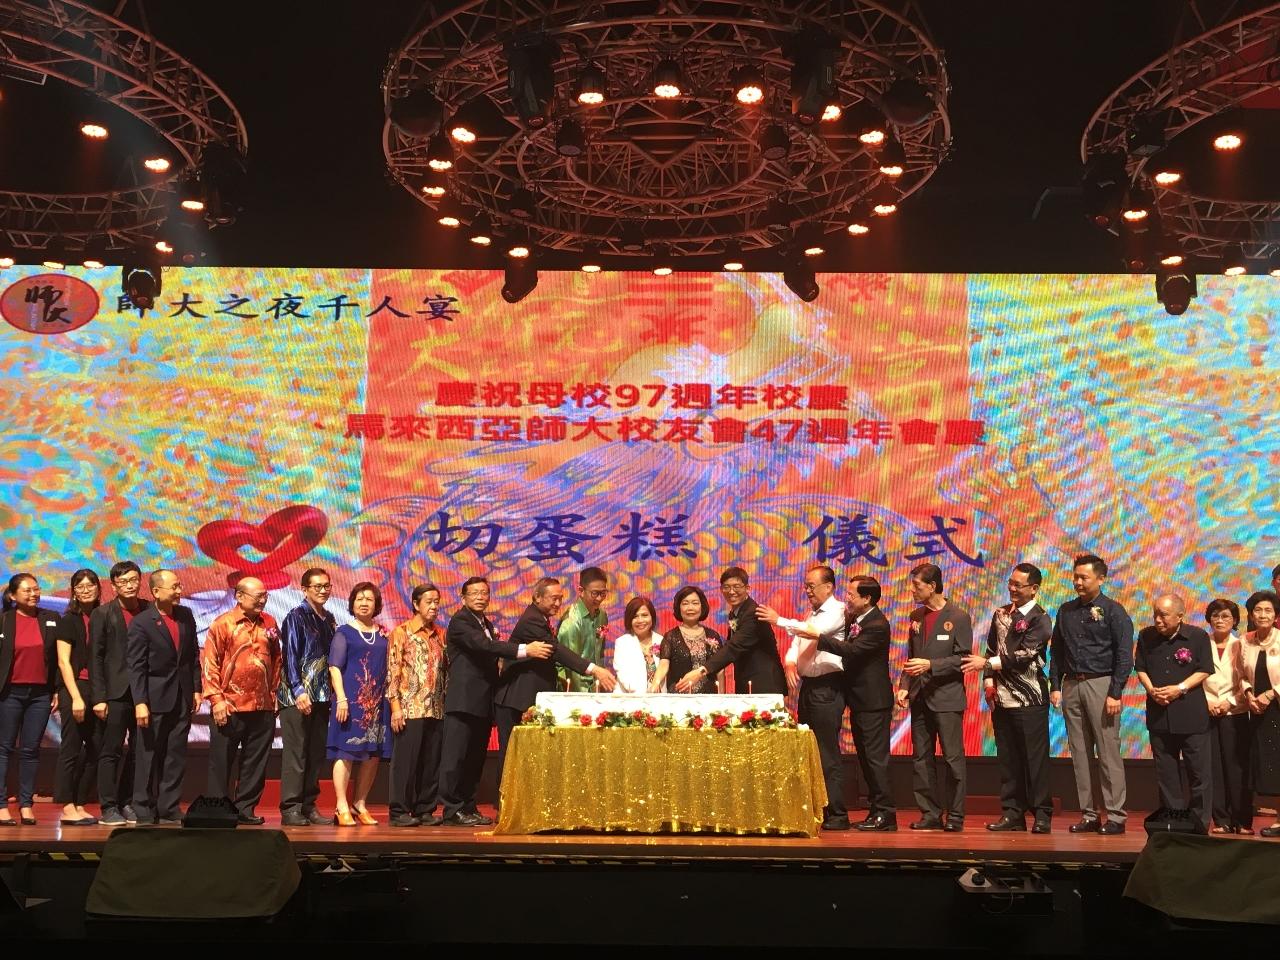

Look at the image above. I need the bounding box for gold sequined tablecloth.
[494,726,828,836]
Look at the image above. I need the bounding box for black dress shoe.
[305,810,333,826]
[418,814,445,826]
[986,816,1027,832]
[390,814,421,827]
[157,818,182,826]
[280,812,311,827]
[1259,824,1280,838]
[237,814,266,825]
[1068,819,1100,833]
[821,818,851,831]
[942,820,964,833]
[442,812,493,827]
[1031,819,1052,834]
[910,818,944,831]
[1097,821,1126,835]
[856,814,898,832]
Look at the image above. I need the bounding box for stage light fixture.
[873,201,897,216]
[1152,166,1182,187]
[80,120,108,140]
[871,182,899,216]
[731,65,765,105]
[447,102,482,144]
[508,187,536,220]
[619,221,646,252]
[580,245,602,272]
[1269,254,1280,278]
[721,242,744,271]
[143,157,171,173]
[389,86,444,139]
[467,214,493,246]
[1222,244,1247,276]
[1082,151,1126,228]
[41,243,66,270]
[122,255,162,310]
[651,243,673,276]
[761,199,797,232]
[1120,223,1152,271]
[420,181,446,198]
[575,62,606,105]
[877,136,905,178]
[436,199,462,228]
[426,133,454,171]
[821,102,842,122]
[879,75,934,126]
[758,123,790,161]
[178,174,206,213]
[788,29,838,125]
[82,238,108,270]
[1125,110,1168,158]
[653,58,685,98]
[0,256,13,268]
[1155,266,1196,315]
[1213,132,1242,151]
[155,239,174,254]
[796,223,825,257]
[847,217,870,235]
[1121,186,1152,231]
[847,101,887,145]
[556,119,586,157]
[506,234,532,258]
[501,259,538,303]
[782,253,819,301]
[198,144,247,227]
[507,36,558,128]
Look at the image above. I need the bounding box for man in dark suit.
[897,562,972,832]
[493,576,616,786]
[90,560,147,825]
[439,576,553,826]
[817,574,897,831]
[963,563,1054,833]
[127,569,201,824]
[1135,593,1213,833]
[675,567,786,695]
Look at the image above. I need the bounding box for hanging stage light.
[507,35,558,128]
[389,86,444,139]
[467,214,494,246]
[721,241,745,271]
[619,221,646,252]
[122,249,163,310]
[502,258,538,302]
[879,75,934,126]
[575,62,606,106]
[1155,265,1196,315]
[782,252,819,301]
[761,199,798,232]
[758,123,790,161]
[1121,186,1152,232]
[652,58,685,98]
[1222,244,1247,276]
[508,187,536,220]
[788,28,838,125]
[556,119,586,157]
[1082,151,1126,228]
[178,174,206,213]
[580,245,603,272]
[650,242,673,276]
[426,132,454,172]
[731,64,765,105]
[877,136,905,178]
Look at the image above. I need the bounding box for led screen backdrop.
[2,267,1277,755]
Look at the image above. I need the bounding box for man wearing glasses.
[963,563,1054,833]
[278,567,336,826]
[558,567,610,692]
[202,577,282,824]
[89,560,147,826]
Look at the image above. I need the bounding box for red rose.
[632,709,646,721]
[644,716,658,729]
[691,716,705,730]
[760,710,773,722]
[739,710,756,724]
[579,714,594,726]
[712,715,730,730]
[595,711,610,726]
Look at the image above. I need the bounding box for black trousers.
[206,710,274,817]
[1210,712,1252,829]
[1150,728,1212,831]
[55,679,102,806]
[910,704,966,821]
[96,694,135,814]
[494,704,525,798]
[849,707,895,816]
[390,717,443,818]
[992,703,1052,820]
[132,708,190,821]
[799,675,846,821]
[279,702,330,815]
[439,711,491,818]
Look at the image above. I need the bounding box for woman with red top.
[0,574,60,826]
[55,570,104,826]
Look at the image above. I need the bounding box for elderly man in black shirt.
[1049,553,1134,835]
[1135,593,1213,832]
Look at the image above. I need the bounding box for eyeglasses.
[73,583,99,592]
[307,583,332,592]
[586,589,608,599]
[1007,580,1034,589]
[113,575,141,586]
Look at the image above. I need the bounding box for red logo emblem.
[1,274,100,334]
[196,506,330,588]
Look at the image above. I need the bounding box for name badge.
[46,621,58,627]
[937,634,950,643]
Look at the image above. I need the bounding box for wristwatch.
[1177,682,1187,695]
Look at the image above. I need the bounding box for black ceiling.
[6,0,1197,272]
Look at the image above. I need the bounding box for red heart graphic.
[196,506,329,589]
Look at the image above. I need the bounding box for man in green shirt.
[557,567,609,692]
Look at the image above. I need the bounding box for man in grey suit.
[897,562,972,832]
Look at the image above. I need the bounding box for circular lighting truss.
[383,1,950,259]
[0,0,248,253]
[1082,1,1280,264]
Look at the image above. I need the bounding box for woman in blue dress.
[327,581,392,826]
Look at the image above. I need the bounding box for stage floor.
[1,803,1252,866]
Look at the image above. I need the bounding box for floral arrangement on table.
[520,706,796,731]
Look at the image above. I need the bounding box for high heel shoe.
[354,808,378,826]
[335,810,357,827]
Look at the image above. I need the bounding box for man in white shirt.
[758,565,848,830]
